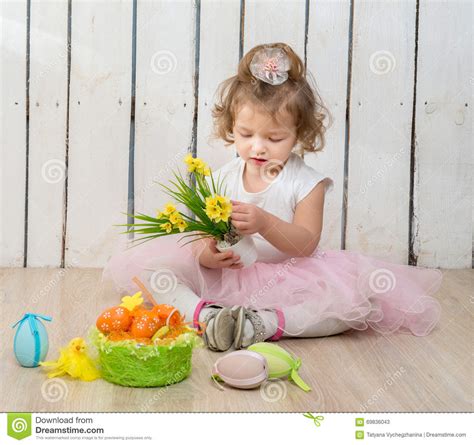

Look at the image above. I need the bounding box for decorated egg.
[248,342,311,392]
[248,342,293,378]
[96,306,132,334]
[12,313,52,368]
[212,350,268,389]
[151,304,183,327]
[129,311,160,338]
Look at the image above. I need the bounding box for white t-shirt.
[205,152,334,263]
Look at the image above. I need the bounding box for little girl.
[102,43,442,352]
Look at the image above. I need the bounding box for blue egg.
[12,313,52,368]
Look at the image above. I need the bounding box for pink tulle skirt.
[101,233,443,337]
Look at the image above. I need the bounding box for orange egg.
[129,312,160,338]
[130,307,151,318]
[96,306,132,334]
[152,304,183,327]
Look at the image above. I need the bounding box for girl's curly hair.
[211,42,332,154]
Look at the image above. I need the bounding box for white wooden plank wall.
[197,0,241,170]
[306,0,350,252]
[135,1,196,224]
[414,1,472,268]
[0,0,472,269]
[346,1,416,264]
[28,0,68,267]
[1,0,27,267]
[66,1,132,268]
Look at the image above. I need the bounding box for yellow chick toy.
[39,337,100,382]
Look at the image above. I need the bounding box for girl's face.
[232,103,298,170]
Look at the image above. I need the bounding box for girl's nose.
[251,137,266,151]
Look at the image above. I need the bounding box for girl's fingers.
[232,209,249,217]
[230,214,242,221]
[227,262,243,269]
[220,255,241,267]
[231,220,250,229]
[217,251,234,261]
[220,258,236,267]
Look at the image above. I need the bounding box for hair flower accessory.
[249,47,291,86]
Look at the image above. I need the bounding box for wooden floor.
[1,267,472,412]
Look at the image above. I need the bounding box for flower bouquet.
[116,154,258,267]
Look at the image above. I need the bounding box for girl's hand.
[230,200,266,235]
[198,238,244,270]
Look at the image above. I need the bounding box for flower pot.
[216,235,258,268]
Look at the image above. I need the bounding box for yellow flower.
[216,196,228,205]
[219,207,231,219]
[175,219,188,232]
[195,161,211,176]
[157,210,166,219]
[205,194,232,223]
[217,208,231,223]
[169,211,182,224]
[217,196,232,213]
[160,222,173,233]
[221,208,231,221]
[184,154,198,173]
[205,204,221,221]
[205,196,218,207]
[120,291,143,311]
[184,154,210,176]
[162,202,177,216]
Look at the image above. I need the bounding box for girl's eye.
[238,132,284,142]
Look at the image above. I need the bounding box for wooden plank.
[1,267,470,411]
[413,1,472,268]
[244,0,306,55]
[196,0,241,170]
[0,0,27,266]
[305,0,351,250]
[346,0,416,263]
[134,0,196,220]
[27,0,69,266]
[66,0,132,267]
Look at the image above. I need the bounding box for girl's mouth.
[250,158,267,164]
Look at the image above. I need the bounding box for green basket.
[89,327,203,388]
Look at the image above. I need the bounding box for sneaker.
[201,306,236,352]
[233,307,268,349]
